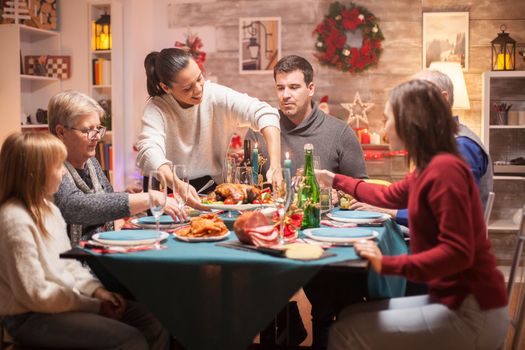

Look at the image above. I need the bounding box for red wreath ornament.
[175,34,207,71]
[313,2,384,73]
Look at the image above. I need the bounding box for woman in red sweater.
[318,80,508,350]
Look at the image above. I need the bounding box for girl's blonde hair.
[0,132,67,238]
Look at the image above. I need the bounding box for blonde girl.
[0,132,169,349]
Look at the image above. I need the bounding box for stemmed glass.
[222,158,237,218]
[173,164,189,219]
[272,168,293,245]
[148,170,167,233]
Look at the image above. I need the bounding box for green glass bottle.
[297,143,320,229]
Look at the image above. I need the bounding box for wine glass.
[272,168,293,245]
[148,170,167,233]
[223,157,236,184]
[173,164,189,218]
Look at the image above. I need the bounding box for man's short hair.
[273,55,314,85]
[412,70,454,107]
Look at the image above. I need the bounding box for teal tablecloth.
[86,219,407,350]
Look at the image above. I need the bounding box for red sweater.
[333,154,507,310]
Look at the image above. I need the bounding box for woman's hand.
[176,181,208,211]
[164,195,188,222]
[353,240,383,273]
[349,199,397,218]
[93,287,126,320]
[314,169,335,188]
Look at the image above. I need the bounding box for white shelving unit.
[481,71,525,232]
[87,1,124,189]
[0,24,61,144]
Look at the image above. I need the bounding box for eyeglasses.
[65,126,106,140]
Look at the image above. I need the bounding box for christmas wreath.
[313,2,384,73]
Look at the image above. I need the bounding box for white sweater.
[136,80,280,184]
[0,199,102,316]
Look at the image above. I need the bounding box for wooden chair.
[505,204,525,350]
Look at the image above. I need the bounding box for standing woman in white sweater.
[0,132,170,349]
[136,48,282,208]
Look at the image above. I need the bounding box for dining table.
[61,217,407,350]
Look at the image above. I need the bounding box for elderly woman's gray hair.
[47,91,105,136]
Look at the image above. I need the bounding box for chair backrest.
[484,191,495,226]
[506,204,525,350]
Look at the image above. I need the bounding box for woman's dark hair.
[389,79,459,171]
[273,55,314,85]
[144,48,193,97]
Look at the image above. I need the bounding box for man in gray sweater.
[246,55,368,348]
[245,55,367,179]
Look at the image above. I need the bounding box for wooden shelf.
[92,50,112,55]
[21,74,59,82]
[362,144,389,150]
[19,24,59,41]
[21,124,48,129]
[488,219,520,232]
[489,125,525,129]
[494,175,525,181]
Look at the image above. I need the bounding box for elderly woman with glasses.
[49,91,186,244]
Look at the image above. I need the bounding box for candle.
[497,53,511,70]
[284,152,292,170]
[370,132,381,145]
[252,142,259,180]
[361,129,370,144]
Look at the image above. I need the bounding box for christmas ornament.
[341,92,374,128]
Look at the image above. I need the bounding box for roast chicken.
[213,183,261,204]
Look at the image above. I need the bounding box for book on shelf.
[92,58,112,86]
[95,142,112,172]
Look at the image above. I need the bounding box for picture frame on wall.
[422,12,469,71]
[239,17,281,74]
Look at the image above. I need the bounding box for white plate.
[173,230,230,242]
[327,212,389,224]
[303,228,378,244]
[93,231,169,246]
[202,203,270,211]
[130,218,185,229]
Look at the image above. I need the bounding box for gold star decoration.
[341,92,374,128]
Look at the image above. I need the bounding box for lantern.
[491,24,516,71]
[94,13,111,50]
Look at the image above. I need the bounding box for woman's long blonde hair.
[0,132,67,238]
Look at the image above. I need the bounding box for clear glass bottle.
[297,143,320,228]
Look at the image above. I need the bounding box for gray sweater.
[54,157,130,239]
[246,103,368,179]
